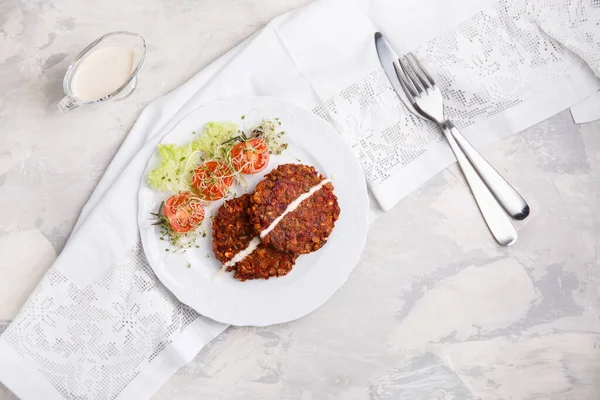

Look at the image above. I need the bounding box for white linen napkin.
[1,0,599,398]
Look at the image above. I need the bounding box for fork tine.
[393,60,416,103]
[406,55,430,91]
[400,57,425,95]
[398,61,419,97]
[407,53,435,88]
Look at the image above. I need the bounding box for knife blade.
[374,32,420,117]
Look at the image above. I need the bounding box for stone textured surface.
[1,0,599,398]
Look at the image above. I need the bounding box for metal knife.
[375,32,530,223]
[374,32,421,118]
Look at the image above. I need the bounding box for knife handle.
[442,124,517,246]
[446,122,530,220]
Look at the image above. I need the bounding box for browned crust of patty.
[212,194,297,281]
[250,164,340,254]
[233,245,297,281]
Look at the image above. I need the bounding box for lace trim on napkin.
[314,0,592,189]
[314,70,443,187]
[3,242,200,399]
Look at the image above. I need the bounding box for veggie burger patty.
[212,194,297,281]
[250,164,340,255]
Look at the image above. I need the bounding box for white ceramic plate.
[138,96,368,326]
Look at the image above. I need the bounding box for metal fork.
[395,54,529,246]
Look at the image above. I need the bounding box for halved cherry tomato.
[231,138,270,174]
[192,161,234,200]
[163,192,205,233]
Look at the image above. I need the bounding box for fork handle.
[442,125,517,246]
[445,121,530,220]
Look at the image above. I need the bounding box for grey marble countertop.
[1,0,599,399]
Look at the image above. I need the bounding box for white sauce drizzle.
[213,178,332,279]
[222,237,261,269]
[260,179,331,239]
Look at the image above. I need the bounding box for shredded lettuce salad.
[148,118,288,194]
[148,122,238,192]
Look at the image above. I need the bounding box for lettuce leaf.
[191,122,238,160]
